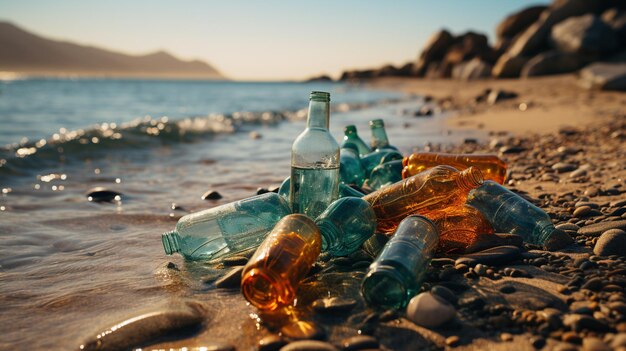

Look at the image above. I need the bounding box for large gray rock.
[579,62,626,90]
[452,58,493,80]
[521,50,589,77]
[496,6,548,51]
[492,53,530,77]
[550,14,619,56]
[413,30,454,77]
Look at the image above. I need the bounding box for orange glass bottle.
[363,165,484,234]
[427,205,494,254]
[241,214,321,311]
[402,152,507,184]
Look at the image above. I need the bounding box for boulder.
[413,30,454,77]
[496,5,548,51]
[602,8,626,44]
[438,31,496,78]
[579,62,626,91]
[550,14,619,56]
[521,50,590,77]
[452,58,493,80]
[492,53,530,77]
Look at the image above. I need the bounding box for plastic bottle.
[241,214,321,311]
[369,119,398,151]
[360,149,404,175]
[402,152,507,184]
[339,145,366,186]
[367,159,403,190]
[341,125,371,156]
[162,193,291,260]
[315,197,377,256]
[361,215,438,309]
[427,205,494,254]
[467,180,559,246]
[363,165,484,234]
[290,91,340,218]
[279,176,364,200]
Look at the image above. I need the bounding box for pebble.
[593,229,626,256]
[464,233,524,252]
[455,246,521,266]
[499,285,516,294]
[341,335,379,351]
[202,190,223,200]
[431,285,458,305]
[222,256,248,266]
[569,168,588,178]
[445,335,460,347]
[500,333,513,341]
[581,277,603,291]
[552,162,578,173]
[256,187,271,195]
[578,220,626,236]
[531,336,546,349]
[406,292,456,328]
[582,338,611,351]
[544,228,575,251]
[563,314,610,332]
[312,297,357,313]
[258,335,287,351]
[86,187,122,203]
[574,206,592,217]
[561,331,582,344]
[556,223,580,231]
[215,266,244,289]
[280,340,338,351]
[280,320,325,340]
[612,333,626,348]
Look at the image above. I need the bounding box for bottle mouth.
[457,167,484,191]
[344,125,357,134]
[162,230,178,255]
[241,268,293,311]
[310,91,330,102]
[361,265,407,309]
[369,119,384,128]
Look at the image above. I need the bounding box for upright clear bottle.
[341,125,371,156]
[290,91,340,218]
[369,119,398,151]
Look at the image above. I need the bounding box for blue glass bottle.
[361,149,404,175]
[315,197,377,256]
[361,215,439,309]
[466,180,560,246]
[367,160,403,190]
[369,119,398,151]
[340,144,366,186]
[341,125,371,156]
[279,176,364,200]
[162,193,291,260]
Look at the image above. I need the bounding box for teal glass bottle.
[361,215,439,309]
[162,193,291,260]
[466,180,559,246]
[367,159,403,190]
[315,197,377,256]
[290,91,340,218]
[340,145,366,186]
[361,149,404,175]
[279,176,364,201]
[369,119,398,151]
[341,125,371,156]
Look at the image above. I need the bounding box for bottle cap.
[310,91,330,102]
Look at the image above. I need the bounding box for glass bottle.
[367,159,403,190]
[361,149,404,175]
[241,214,321,311]
[369,119,398,151]
[402,152,507,184]
[361,215,438,309]
[340,144,366,186]
[467,181,558,246]
[315,197,377,256]
[341,125,371,156]
[290,91,340,218]
[162,193,291,260]
[427,205,494,254]
[363,165,484,234]
[279,176,364,201]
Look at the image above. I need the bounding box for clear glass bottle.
[369,119,398,151]
[363,165,484,234]
[315,197,376,256]
[427,204,494,254]
[367,159,403,190]
[467,181,558,246]
[279,176,364,201]
[341,125,371,156]
[241,214,321,311]
[402,152,507,184]
[290,91,340,218]
[361,149,404,175]
[361,215,438,309]
[340,144,366,186]
[162,193,291,260]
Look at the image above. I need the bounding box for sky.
[0,0,548,81]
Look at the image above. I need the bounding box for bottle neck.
[162,230,181,254]
[307,100,330,129]
[371,126,390,148]
[456,167,484,192]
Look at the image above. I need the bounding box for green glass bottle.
[340,145,366,186]
[467,181,560,246]
[367,159,403,190]
[279,176,364,200]
[369,119,398,151]
[315,197,377,256]
[162,193,291,260]
[361,149,404,175]
[341,125,371,156]
[361,215,439,309]
[290,91,340,218]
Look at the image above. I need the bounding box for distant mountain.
[0,21,225,79]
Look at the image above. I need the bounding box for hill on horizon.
[0,21,225,80]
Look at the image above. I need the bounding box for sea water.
[290,166,340,218]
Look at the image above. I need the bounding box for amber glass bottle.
[402,152,507,184]
[241,214,321,311]
[427,205,494,254]
[363,165,484,234]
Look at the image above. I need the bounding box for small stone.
[531,336,546,349]
[563,314,610,332]
[445,335,460,347]
[202,190,223,200]
[582,337,611,351]
[578,220,626,236]
[406,292,456,328]
[215,266,244,289]
[312,297,357,313]
[574,206,592,218]
[500,333,513,342]
[594,229,626,256]
[280,321,325,341]
[455,246,521,266]
[556,223,580,231]
[259,335,287,351]
[499,285,516,294]
[562,331,582,344]
[341,335,379,351]
[612,333,626,348]
[257,187,271,195]
[581,277,603,291]
[552,163,578,173]
[280,340,338,351]
[86,187,122,203]
[465,233,524,253]
[222,256,248,266]
[500,146,526,154]
[569,169,588,178]
[544,229,574,251]
[431,285,457,305]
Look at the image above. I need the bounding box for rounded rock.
[431,285,457,305]
[593,229,626,256]
[341,335,379,351]
[202,190,223,200]
[582,337,610,351]
[86,187,122,203]
[406,292,456,328]
[280,340,339,351]
[259,335,287,351]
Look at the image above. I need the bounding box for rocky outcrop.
[495,6,548,52]
[492,54,529,78]
[452,58,492,80]
[579,62,626,91]
[413,30,454,77]
[550,14,619,56]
